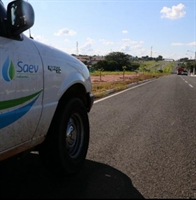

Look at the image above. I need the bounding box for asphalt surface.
[1,74,196,199]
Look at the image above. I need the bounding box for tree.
[122,66,126,80]
[127,62,140,71]
[95,60,108,71]
[107,60,118,71]
[156,55,163,61]
[105,52,130,71]
[98,68,104,81]
[186,60,196,73]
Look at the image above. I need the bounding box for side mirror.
[7,0,34,36]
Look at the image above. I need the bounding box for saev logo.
[17,61,39,73]
[2,56,39,81]
[2,56,15,82]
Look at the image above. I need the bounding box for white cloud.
[99,39,114,45]
[160,3,186,19]
[122,39,133,43]
[34,35,49,44]
[120,40,145,55]
[120,45,131,52]
[122,30,128,34]
[131,44,144,49]
[33,35,60,50]
[171,42,184,46]
[64,39,70,42]
[54,28,77,36]
[79,38,94,54]
[57,47,76,55]
[86,38,94,44]
[122,39,144,44]
[187,41,196,46]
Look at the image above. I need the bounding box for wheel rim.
[65,113,84,158]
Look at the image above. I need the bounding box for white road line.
[180,76,194,88]
[94,79,156,104]
[189,84,193,88]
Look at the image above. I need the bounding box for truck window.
[0,1,7,37]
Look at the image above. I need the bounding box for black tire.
[39,98,89,176]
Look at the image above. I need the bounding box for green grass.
[162,62,174,73]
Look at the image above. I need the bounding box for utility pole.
[76,41,78,56]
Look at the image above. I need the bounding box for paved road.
[1,74,196,199]
[88,74,196,198]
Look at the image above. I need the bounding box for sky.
[3,0,196,60]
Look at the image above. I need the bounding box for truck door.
[0,34,43,153]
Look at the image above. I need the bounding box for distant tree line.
[91,52,164,72]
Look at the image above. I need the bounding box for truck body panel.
[0,35,43,152]
[0,0,94,171]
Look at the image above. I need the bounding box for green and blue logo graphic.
[2,56,16,82]
[2,56,39,81]
[0,90,42,129]
[1,56,42,129]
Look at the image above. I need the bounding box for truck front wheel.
[39,98,90,176]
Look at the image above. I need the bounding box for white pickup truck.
[0,0,94,175]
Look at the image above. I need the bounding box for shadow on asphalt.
[0,153,144,199]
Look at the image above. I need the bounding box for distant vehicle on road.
[181,70,188,76]
[177,67,185,75]
[177,67,188,75]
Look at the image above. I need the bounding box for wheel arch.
[48,83,88,132]
[58,83,87,111]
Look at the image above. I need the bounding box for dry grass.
[91,73,166,99]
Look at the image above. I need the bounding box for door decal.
[0,90,42,129]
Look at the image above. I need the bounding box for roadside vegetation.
[91,60,174,99]
[91,72,166,99]
[76,51,195,99]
